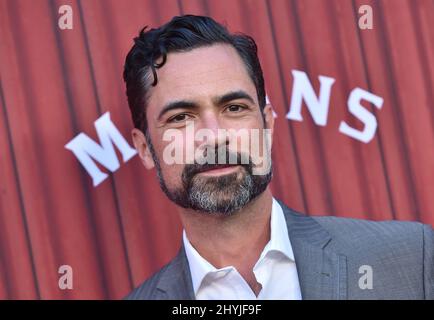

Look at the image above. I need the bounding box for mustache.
[182,151,253,180]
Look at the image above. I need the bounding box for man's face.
[132,44,274,215]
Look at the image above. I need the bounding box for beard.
[147,135,272,215]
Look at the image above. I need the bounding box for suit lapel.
[278,200,348,300]
[155,245,195,299]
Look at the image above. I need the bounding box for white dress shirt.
[183,198,302,300]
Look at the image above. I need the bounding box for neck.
[180,188,273,271]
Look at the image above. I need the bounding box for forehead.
[147,44,257,117]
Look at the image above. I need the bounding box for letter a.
[58,5,73,30]
[358,5,373,30]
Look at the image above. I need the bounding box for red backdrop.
[0,0,433,299]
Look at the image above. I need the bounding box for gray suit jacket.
[126,200,434,299]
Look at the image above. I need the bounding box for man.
[123,15,433,299]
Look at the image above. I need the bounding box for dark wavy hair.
[123,15,266,134]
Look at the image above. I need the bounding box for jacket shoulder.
[312,215,429,253]
[313,215,425,238]
[124,260,173,300]
[311,215,433,299]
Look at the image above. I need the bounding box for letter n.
[286,70,335,126]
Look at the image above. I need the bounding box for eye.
[225,104,246,113]
[167,113,191,123]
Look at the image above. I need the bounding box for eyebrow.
[157,90,256,120]
[157,101,197,121]
[212,90,255,106]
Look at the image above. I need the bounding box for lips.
[197,164,239,173]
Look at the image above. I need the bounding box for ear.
[131,128,155,169]
[262,103,275,144]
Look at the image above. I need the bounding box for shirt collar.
[265,197,295,261]
[183,229,220,294]
[183,197,295,294]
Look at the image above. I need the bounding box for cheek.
[150,138,185,184]
[226,118,268,155]
[160,163,185,187]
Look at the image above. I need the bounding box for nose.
[194,111,229,157]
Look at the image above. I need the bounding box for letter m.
[65,112,137,187]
